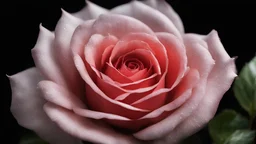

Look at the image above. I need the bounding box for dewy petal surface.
[111,1,181,39]
[134,33,215,140]
[154,31,237,144]
[9,68,82,144]
[31,25,69,90]
[53,10,84,96]
[92,14,154,38]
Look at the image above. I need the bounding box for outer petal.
[38,80,86,110]
[53,10,84,96]
[154,31,237,144]
[73,0,108,20]
[31,25,69,89]
[111,1,182,39]
[71,19,95,58]
[92,14,154,38]
[44,103,141,144]
[142,0,184,33]
[9,68,82,144]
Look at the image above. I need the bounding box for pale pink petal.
[71,19,95,58]
[156,32,187,90]
[71,14,154,59]
[111,1,181,39]
[74,55,149,119]
[92,14,154,38]
[142,0,184,33]
[38,80,85,109]
[9,68,82,144]
[73,0,108,20]
[44,103,141,144]
[53,10,84,96]
[31,25,69,89]
[134,35,215,140]
[154,31,237,144]
[182,33,207,48]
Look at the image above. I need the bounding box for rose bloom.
[9,0,237,144]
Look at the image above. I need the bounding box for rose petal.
[84,34,118,69]
[101,71,157,89]
[44,103,140,144]
[156,32,187,90]
[54,10,84,96]
[140,68,199,119]
[71,19,95,58]
[71,13,154,59]
[74,108,130,121]
[111,1,181,39]
[104,63,133,83]
[134,35,215,140]
[155,30,237,143]
[101,45,114,69]
[96,73,159,103]
[38,80,85,109]
[31,25,69,89]
[9,68,82,144]
[73,0,108,20]
[142,0,184,33]
[92,14,154,38]
[74,55,149,119]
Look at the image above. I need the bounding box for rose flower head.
[9,0,237,144]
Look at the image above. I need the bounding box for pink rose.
[9,1,237,144]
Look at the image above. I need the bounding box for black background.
[5,0,255,143]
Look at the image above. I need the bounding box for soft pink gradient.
[9,0,236,144]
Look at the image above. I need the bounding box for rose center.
[125,59,143,70]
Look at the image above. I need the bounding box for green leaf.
[19,131,48,144]
[224,130,255,144]
[233,56,256,118]
[208,110,251,144]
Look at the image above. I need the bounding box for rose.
[9,0,237,144]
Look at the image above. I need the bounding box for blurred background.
[5,0,255,143]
